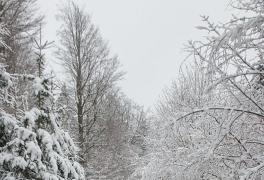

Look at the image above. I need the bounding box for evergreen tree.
[0,24,85,180]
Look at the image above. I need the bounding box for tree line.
[132,0,264,179]
[0,0,148,179]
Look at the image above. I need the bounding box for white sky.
[38,0,231,108]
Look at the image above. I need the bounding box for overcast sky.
[38,0,231,108]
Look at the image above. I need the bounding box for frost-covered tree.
[56,1,123,166]
[0,0,44,120]
[135,0,264,179]
[178,0,264,178]
[0,23,85,179]
[0,0,43,74]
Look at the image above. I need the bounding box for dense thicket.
[135,0,264,179]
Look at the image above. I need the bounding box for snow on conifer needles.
[0,3,85,178]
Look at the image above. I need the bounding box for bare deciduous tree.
[56,2,123,165]
[0,0,43,74]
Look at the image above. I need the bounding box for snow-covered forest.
[1,0,264,179]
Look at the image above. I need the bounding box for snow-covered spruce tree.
[0,26,85,179]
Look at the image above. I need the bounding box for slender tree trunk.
[77,104,84,144]
[77,68,85,165]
